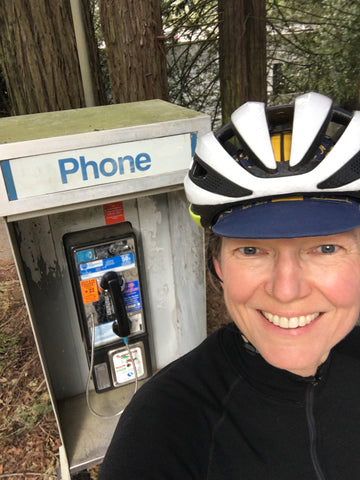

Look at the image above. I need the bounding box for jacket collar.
[221,323,331,404]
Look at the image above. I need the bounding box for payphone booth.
[0,100,210,478]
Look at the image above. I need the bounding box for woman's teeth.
[262,312,320,329]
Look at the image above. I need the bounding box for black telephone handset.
[100,271,131,338]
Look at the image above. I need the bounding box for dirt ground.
[0,260,61,479]
[0,258,229,479]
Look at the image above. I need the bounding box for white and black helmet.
[185,92,360,236]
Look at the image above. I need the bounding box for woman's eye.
[239,246,259,255]
[316,244,338,254]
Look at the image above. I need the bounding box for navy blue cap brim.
[212,197,360,238]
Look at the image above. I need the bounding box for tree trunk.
[0,0,104,115]
[246,1,267,103]
[218,0,266,123]
[99,0,169,103]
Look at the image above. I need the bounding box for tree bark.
[218,0,266,123]
[0,0,104,115]
[99,0,169,103]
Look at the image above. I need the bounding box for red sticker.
[103,201,125,225]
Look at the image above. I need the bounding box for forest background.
[0,1,359,479]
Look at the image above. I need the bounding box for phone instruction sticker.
[123,280,142,312]
[111,346,145,385]
[80,278,99,304]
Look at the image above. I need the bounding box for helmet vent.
[190,156,252,198]
[318,151,360,189]
[191,160,207,179]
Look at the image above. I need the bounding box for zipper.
[305,380,326,480]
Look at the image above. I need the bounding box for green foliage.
[162,0,360,125]
[89,0,112,103]
[0,331,19,373]
[162,0,221,127]
[11,400,53,436]
[0,332,19,354]
[267,0,360,109]
[2,1,359,120]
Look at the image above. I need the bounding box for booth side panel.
[136,194,178,369]
[137,191,206,369]
[10,215,89,400]
[168,190,206,353]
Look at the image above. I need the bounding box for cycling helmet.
[184,91,360,238]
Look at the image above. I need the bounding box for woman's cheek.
[317,265,360,307]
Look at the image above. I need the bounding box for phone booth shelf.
[0,100,210,478]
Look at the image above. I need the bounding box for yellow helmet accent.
[189,205,203,227]
[271,133,292,162]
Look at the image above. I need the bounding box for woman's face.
[213,229,360,377]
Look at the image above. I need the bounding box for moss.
[0,100,203,144]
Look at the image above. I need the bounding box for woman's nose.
[265,251,311,303]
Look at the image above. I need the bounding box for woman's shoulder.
[153,322,240,378]
[333,325,360,360]
[132,323,241,407]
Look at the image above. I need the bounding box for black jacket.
[99,324,360,479]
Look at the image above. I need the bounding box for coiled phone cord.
[85,313,138,418]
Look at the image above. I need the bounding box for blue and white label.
[123,280,142,313]
[76,248,95,263]
[94,322,117,346]
[94,310,143,347]
[2,133,193,201]
[79,252,135,279]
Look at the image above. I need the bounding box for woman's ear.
[211,257,223,284]
[206,232,223,284]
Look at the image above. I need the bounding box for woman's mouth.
[262,311,320,329]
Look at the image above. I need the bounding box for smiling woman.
[100,92,360,480]
[213,231,360,377]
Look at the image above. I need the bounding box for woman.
[100,92,360,479]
